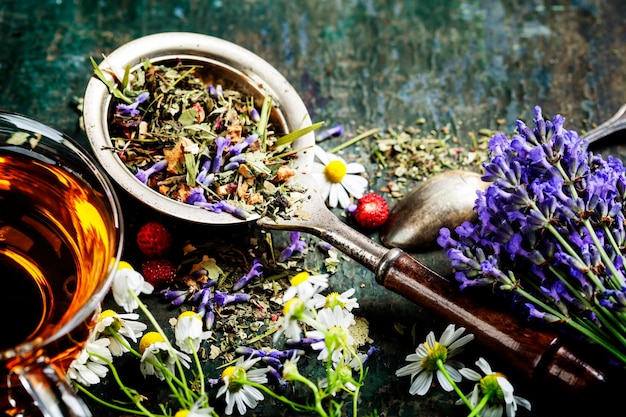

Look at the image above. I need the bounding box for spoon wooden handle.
[376,248,609,395]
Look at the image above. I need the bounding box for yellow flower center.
[324,160,347,184]
[178,311,201,321]
[174,411,189,417]
[99,309,117,319]
[480,373,506,405]
[289,271,310,286]
[325,325,349,351]
[421,341,448,371]
[283,297,303,316]
[117,260,134,271]
[324,292,345,309]
[222,366,246,392]
[139,331,165,353]
[98,309,121,333]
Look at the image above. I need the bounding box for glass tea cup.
[0,111,123,417]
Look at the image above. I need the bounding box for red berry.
[136,222,173,258]
[353,193,389,229]
[141,258,177,288]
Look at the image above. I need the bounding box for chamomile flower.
[67,338,112,386]
[306,306,356,363]
[112,261,154,313]
[216,356,269,415]
[94,309,148,356]
[283,271,329,302]
[396,324,474,396]
[313,288,359,312]
[310,145,368,208]
[139,331,191,380]
[273,297,313,343]
[459,357,531,417]
[174,311,211,354]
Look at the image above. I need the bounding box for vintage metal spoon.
[257,174,609,397]
[380,104,626,251]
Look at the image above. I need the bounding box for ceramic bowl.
[82,32,315,225]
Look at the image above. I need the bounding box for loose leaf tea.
[100,59,315,219]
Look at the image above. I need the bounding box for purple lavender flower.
[229,134,258,155]
[211,136,231,173]
[278,231,307,262]
[208,84,223,99]
[223,154,246,171]
[213,291,250,307]
[438,105,626,366]
[135,159,168,184]
[116,91,149,116]
[160,288,190,306]
[187,187,207,205]
[232,259,263,291]
[315,124,343,143]
[196,159,214,187]
[194,200,250,219]
[249,108,260,122]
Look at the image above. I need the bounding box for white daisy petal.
[436,369,453,392]
[345,162,366,174]
[410,370,433,396]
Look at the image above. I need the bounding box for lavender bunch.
[438,106,626,366]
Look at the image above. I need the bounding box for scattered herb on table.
[370,122,492,197]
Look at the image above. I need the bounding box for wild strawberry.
[136,222,173,258]
[352,193,389,229]
[141,258,177,288]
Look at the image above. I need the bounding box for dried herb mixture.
[101,60,313,219]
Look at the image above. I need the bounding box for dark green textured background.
[1,1,626,416]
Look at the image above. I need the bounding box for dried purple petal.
[135,159,167,184]
[278,231,307,262]
[232,259,263,291]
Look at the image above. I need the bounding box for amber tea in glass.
[0,112,123,417]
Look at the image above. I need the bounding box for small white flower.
[174,311,211,354]
[112,261,154,313]
[216,356,269,415]
[313,288,359,312]
[273,297,313,343]
[396,324,474,396]
[68,338,112,386]
[306,306,356,363]
[93,309,148,356]
[310,145,368,208]
[283,271,329,302]
[139,331,191,380]
[459,357,531,417]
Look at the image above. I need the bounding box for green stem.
[515,287,626,365]
[75,384,164,417]
[131,292,195,407]
[435,359,474,411]
[89,353,157,417]
[582,218,624,287]
[189,339,205,395]
[244,380,318,415]
[327,128,381,153]
[466,391,491,417]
